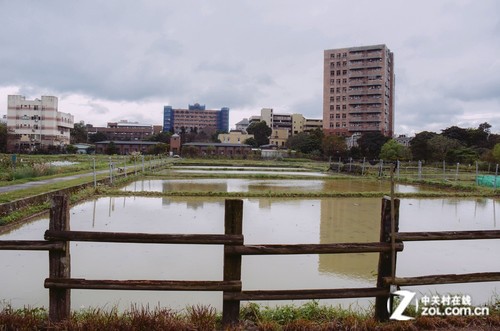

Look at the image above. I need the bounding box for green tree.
[427,135,463,162]
[322,134,347,158]
[70,122,88,144]
[492,143,500,163]
[286,130,323,155]
[105,141,118,155]
[146,131,171,143]
[65,144,78,154]
[244,137,258,148]
[246,121,272,147]
[88,131,108,143]
[357,132,390,159]
[410,131,437,161]
[0,123,7,153]
[146,143,169,155]
[379,139,410,161]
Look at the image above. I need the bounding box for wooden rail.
[0,194,498,327]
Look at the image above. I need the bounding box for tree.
[244,137,258,148]
[410,131,437,161]
[88,131,108,143]
[441,126,468,143]
[357,132,390,159]
[286,130,323,155]
[0,123,7,153]
[322,134,347,158]
[65,144,78,154]
[246,121,272,147]
[146,143,169,155]
[70,122,88,144]
[105,141,118,155]
[492,143,500,163]
[427,135,463,162]
[146,131,171,143]
[379,139,411,161]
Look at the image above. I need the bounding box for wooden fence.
[1,195,500,326]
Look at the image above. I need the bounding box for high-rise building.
[163,103,229,133]
[6,95,74,152]
[323,44,394,137]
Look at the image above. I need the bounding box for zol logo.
[389,290,417,321]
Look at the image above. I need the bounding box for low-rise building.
[87,120,155,141]
[94,140,161,154]
[269,128,289,148]
[181,142,252,157]
[218,130,254,144]
[6,95,74,152]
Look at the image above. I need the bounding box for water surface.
[1,196,498,311]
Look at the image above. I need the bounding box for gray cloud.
[0,0,499,133]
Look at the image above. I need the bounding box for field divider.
[226,242,403,255]
[44,278,242,291]
[45,230,244,245]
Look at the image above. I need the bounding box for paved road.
[0,161,164,194]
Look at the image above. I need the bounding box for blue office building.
[163,103,229,133]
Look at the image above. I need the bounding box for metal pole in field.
[443,160,446,181]
[379,159,384,177]
[338,157,341,173]
[418,160,422,180]
[362,157,365,176]
[134,156,137,176]
[349,157,352,172]
[93,158,96,188]
[396,160,400,180]
[495,164,498,189]
[109,157,113,185]
[455,163,459,181]
[123,155,127,177]
[142,155,145,172]
[475,161,479,186]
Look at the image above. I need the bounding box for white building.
[7,95,74,152]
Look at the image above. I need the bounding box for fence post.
[222,199,243,327]
[49,195,71,322]
[375,196,400,321]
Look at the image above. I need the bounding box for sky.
[0,0,499,135]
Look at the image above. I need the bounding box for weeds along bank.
[1,301,499,330]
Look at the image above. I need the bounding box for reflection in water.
[0,196,498,311]
[319,198,380,280]
[122,179,426,194]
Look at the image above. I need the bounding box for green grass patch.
[0,301,498,330]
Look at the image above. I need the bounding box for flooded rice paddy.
[0,171,499,312]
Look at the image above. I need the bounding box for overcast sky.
[1,0,499,135]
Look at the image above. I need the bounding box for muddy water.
[121,178,425,193]
[1,196,498,311]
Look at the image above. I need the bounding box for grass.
[0,301,498,330]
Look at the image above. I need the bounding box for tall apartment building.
[7,95,74,152]
[323,44,394,137]
[163,103,229,134]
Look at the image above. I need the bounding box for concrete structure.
[73,143,94,154]
[170,133,181,155]
[87,120,155,141]
[250,107,323,141]
[163,103,229,134]
[218,130,254,144]
[182,142,252,157]
[6,95,74,152]
[235,118,250,132]
[323,44,394,137]
[269,128,289,148]
[94,140,160,155]
[394,134,412,147]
